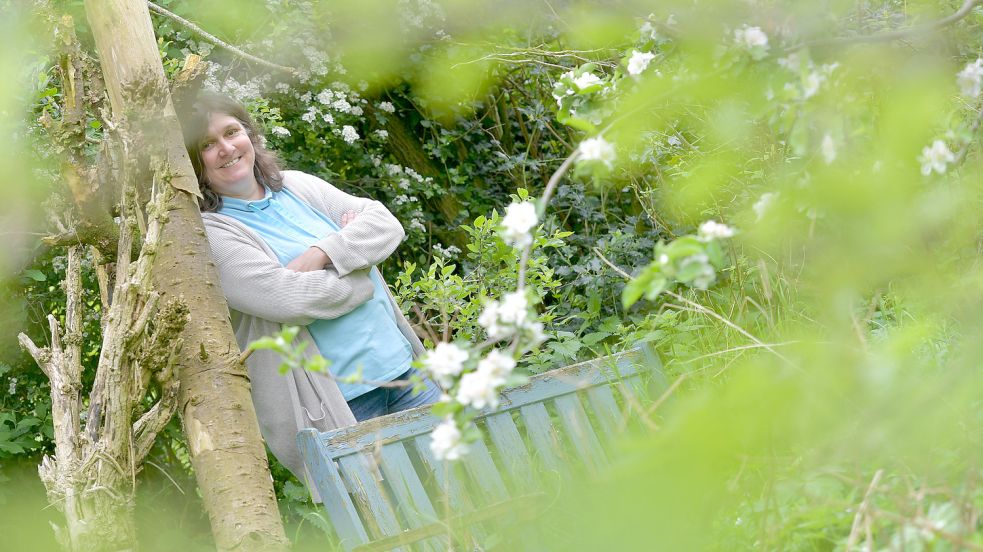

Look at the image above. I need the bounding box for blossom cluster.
[577,136,617,169]
[920,140,954,176]
[477,291,545,344]
[422,342,526,461]
[734,25,769,59]
[500,201,538,248]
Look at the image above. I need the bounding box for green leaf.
[23,269,46,282]
[431,401,461,417]
[247,337,280,351]
[622,273,650,309]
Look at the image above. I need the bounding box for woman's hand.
[286,246,332,272]
[341,210,357,228]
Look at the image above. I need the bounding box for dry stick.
[644,373,687,420]
[664,292,798,368]
[871,508,983,551]
[516,151,579,289]
[145,1,297,75]
[846,469,884,551]
[788,0,983,51]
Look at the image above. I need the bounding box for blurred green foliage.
[2,0,982,549]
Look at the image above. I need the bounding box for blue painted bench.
[297,348,663,551]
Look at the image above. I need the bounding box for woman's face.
[199,113,261,199]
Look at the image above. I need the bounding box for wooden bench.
[297,347,663,551]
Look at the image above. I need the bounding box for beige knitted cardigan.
[201,170,425,491]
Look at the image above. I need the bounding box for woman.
[180,92,439,493]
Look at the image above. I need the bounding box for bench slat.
[483,412,537,491]
[378,442,442,552]
[519,403,564,471]
[338,453,404,547]
[413,434,486,548]
[585,385,624,436]
[460,438,509,505]
[296,429,370,548]
[554,394,607,473]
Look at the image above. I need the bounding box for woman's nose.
[216,138,235,155]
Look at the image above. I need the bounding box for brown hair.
[179,92,284,211]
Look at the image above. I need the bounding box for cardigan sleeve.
[289,171,406,278]
[205,221,375,326]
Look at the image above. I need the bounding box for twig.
[644,373,686,419]
[663,292,798,368]
[679,342,800,364]
[145,460,185,495]
[237,348,254,365]
[788,0,983,51]
[517,150,579,290]
[871,507,983,551]
[145,1,297,75]
[846,469,884,551]
[593,247,631,279]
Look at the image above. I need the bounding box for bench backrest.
[297,348,661,551]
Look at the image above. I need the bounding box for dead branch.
[145,1,298,75]
[789,0,983,51]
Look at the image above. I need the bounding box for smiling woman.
[199,114,261,199]
[177,93,439,499]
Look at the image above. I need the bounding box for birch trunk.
[80,0,289,549]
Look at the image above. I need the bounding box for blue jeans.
[346,368,441,422]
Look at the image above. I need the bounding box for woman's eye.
[226,128,240,137]
[201,142,214,151]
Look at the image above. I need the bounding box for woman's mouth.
[220,156,242,169]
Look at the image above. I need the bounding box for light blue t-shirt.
[219,187,413,400]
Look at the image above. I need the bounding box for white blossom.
[423,342,469,387]
[627,50,656,76]
[322,113,335,125]
[919,140,954,175]
[524,320,547,347]
[477,349,517,380]
[680,253,716,289]
[374,129,389,140]
[301,110,317,124]
[734,25,769,59]
[341,125,359,144]
[332,98,353,113]
[270,126,291,137]
[478,291,531,340]
[698,220,735,241]
[957,59,983,98]
[821,134,836,164]
[350,105,363,116]
[378,101,396,113]
[430,418,469,460]
[753,192,777,221]
[571,72,603,90]
[316,90,334,105]
[409,219,427,232]
[640,21,658,41]
[300,91,313,103]
[456,369,503,409]
[803,71,825,99]
[778,53,801,71]
[577,136,617,168]
[274,82,291,93]
[498,291,530,326]
[500,201,538,248]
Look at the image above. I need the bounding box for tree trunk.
[81,0,289,549]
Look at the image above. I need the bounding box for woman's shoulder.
[279,170,337,203]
